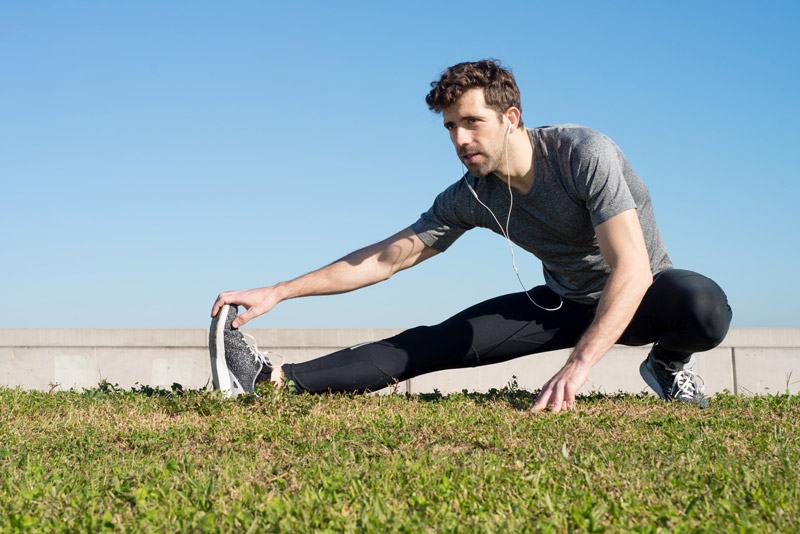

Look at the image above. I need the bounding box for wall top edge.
[0,328,797,348]
[0,328,406,348]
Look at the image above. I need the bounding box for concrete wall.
[1,328,798,396]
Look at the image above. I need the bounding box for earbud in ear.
[506,122,512,134]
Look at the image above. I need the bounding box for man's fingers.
[548,386,564,413]
[531,381,554,412]
[211,292,232,318]
[232,307,257,329]
[532,382,571,413]
[560,388,578,411]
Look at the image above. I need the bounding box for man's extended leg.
[619,268,732,405]
[281,286,596,393]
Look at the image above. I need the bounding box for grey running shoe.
[639,348,708,408]
[209,304,283,397]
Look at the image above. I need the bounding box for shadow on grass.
[81,379,209,398]
[80,379,231,416]
[79,376,796,416]
[409,375,653,411]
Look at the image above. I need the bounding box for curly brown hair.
[425,59,524,126]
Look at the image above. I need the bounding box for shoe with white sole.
[209,304,283,397]
[640,347,708,408]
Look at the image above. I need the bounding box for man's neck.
[493,128,535,193]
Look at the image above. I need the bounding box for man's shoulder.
[531,124,620,161]
[530,123,611,145]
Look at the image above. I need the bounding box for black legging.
[282,269,732,394]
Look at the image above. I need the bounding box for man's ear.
[503,107,521,133]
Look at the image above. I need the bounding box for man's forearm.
[568,265,653,368]
[274,247,398,302]
[277,228,436,302]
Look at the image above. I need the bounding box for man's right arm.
[211,226,439,328]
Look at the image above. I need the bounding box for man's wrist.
[567,347,603,369]
[272,281,292,301]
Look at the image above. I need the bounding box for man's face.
[443,88,507,179]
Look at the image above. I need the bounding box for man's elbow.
[635,261,654,293]
[641,267,654,291]
[380,266,395,282]
[378,255,411,281]
[613,257,653,293]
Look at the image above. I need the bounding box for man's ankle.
[271,366,285,387]
[652,344,692,365]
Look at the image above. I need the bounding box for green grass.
[1,382,798,533]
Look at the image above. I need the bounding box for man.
[210,60,732,411]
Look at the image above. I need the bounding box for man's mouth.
[461,152,480,163]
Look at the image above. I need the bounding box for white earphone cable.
[462,125,563,312]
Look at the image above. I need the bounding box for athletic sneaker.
[209,304,283,397]
[639,347,708,408]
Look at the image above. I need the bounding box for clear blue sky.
[2,1,798,328]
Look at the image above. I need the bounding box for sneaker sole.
[639,358,668,400]
[209,304,233,396]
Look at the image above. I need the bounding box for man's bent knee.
[680,275,733,351]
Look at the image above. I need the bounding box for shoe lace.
[672,368,705,401]
[242,332,285,369]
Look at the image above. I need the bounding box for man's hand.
[211,287,281,329]
[530,361,591,413]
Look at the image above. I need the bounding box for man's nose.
[454,127,471,147]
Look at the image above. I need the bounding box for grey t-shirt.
[411,124,673,304]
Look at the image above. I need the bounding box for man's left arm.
[531,208,653,412]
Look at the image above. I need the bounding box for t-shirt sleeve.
[411,179,477,252]
[570,132,637,227]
